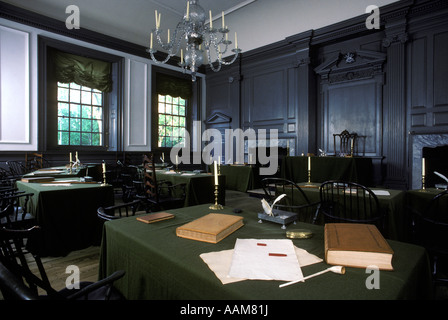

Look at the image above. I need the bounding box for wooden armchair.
[0,226,125,300]
[333,130,357,156]
[139,153,186,212]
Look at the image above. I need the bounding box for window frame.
[151,68,198,154]
[38,36,123,153]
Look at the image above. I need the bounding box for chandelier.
[146,0,241,81]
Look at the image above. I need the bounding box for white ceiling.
[1,0,399,55]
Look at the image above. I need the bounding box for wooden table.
[16,178,114,256]
[98,204,432,301]
[281,156,374,186]
[156,170,226,207]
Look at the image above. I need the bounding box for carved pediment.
[204,112,232,125]
[314,49,386,82]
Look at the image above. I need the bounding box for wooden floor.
[3,190,448,300]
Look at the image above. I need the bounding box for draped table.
[155,170,226,207]
[16,178,114,256]
[281,156,374,186]
[211,165,259,192]
[98,203,432,300]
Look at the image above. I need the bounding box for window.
[57,82,104,146]
[157,94,187,148]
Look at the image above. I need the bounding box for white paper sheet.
[227,239,304,282]
[200,245,322,284]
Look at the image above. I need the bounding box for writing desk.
[98,204,431,300]
[281,156,373,186]
[293,184,406,241]
[16,178,114,256]
[155,170,225,207]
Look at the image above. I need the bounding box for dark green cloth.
[294,184,406,241]
[17,179,114,256]
[281,156,374,186]
[212,165,257,192]
[155,170,225,206]
[98,204,432,300]
[53,50,112,92]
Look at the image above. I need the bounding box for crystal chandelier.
[146,0,241,81]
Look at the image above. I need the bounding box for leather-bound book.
[136,212,174,224]
[324,223,394,270]
[176,213,244,244]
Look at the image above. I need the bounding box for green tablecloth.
[294,184,406,241]
[98,204,432,300]
[212,165,258,192]
[16,179,114,256]
[156,170,225,206]
[281,156,374,186]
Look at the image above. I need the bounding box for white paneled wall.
[124,58,151,151]
[0,24,37,151]
[0,18,204,152]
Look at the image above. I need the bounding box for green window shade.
[156,73,192,99]
[54,50,112,92]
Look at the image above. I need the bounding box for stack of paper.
[200,238,322,284]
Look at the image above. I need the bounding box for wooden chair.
[97,199,143,221]
[333,130,357,156]
[6,161,26,180]
[319,180,386,234]
[260,178,321,224]
[410,190,448,288]
[0,192,36,229]
[0,226,125,300]
[139,153,186,212]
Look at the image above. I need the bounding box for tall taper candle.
[308,156,311,171]
[422,157,426,176]
[214,161,218,185]
[70,152,72,164]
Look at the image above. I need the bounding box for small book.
[21,176,55,183]
[324,223,394,271]
[136,212,174,224]
[176,213,244,244]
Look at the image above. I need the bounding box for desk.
[98,204,431,300]
[293,184,406,241]
[281,156,373,186]
[212,165,258,192]
[156,171,225,207]
[16,178,114,256]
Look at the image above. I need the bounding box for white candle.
[70,152,72,164]
[162,152,165,162]
[75,151,78,162]
[209,10,213,28]
[422,157,426,176]
[167,29,170,43]
[155,10,158,28]
[222,11,225,29]
[235,32,238,48]
[186,1,190,20]
[150,32,153,49]
[102,162,106,173]
[181,49,183,64]
[308,156,311,171]
[214,161,218,185]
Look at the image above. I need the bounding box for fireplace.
[411,133,448,189]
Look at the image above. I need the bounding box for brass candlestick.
[209,185,223,210]
[101,169,107,186]
[308,170,311,183]
[422,174,426,190]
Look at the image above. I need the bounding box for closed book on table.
[21,177,55,183]
[324,223,394,271]
[136,212,174,224]
[176,213,244,244]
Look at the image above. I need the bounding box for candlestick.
[213,161,218,185]
[209,10,212,28]
[307,156,311,183]
[422,157,426,190]
[101,162,107,186]
[209,184,224,210]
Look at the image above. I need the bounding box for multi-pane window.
[57,82,103,146]
[157,94,187,148]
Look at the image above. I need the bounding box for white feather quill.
[261,194,287,216]
[434,171,448,183]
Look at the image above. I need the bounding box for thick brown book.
[21,176,55,183]
[176,213,244,244]
[136,212,174,224]
[324,223,394,271]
